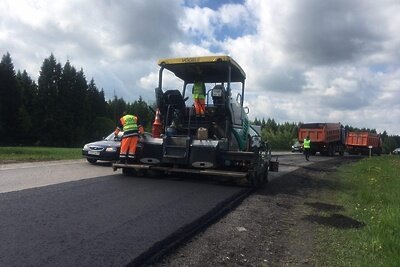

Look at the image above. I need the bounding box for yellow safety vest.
[192,82,206,99]
[303,139,311,149]
[122,115,138,132]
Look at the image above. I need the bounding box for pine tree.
[87,79,107,119]
[0,53,21,145]
[72,69,88,146]
[130,96,153,129]
[107,96,127,124]
[36,54,62,146]
[57,60,77,146]
[85,79,112,141]
[16,70,38,144]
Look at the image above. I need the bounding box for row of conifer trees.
[0,52,153,147]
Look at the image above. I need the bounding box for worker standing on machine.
[192,81,206,117]
[115,112,144,163]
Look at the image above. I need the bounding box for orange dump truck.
[298,123,346,156]
[345,132,382,155]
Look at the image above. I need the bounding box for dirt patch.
[152,157,360,267]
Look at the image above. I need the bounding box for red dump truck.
[298,123,346,156]
[345,132,382,156]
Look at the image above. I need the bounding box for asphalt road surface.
[0,152,329,266]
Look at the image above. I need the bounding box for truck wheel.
[328,145,334,156]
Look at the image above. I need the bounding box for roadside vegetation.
[317,155,400,266]
[0,147,81,163]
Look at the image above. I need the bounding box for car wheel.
[87,158,97,164]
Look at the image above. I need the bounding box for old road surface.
[0,152,330,266]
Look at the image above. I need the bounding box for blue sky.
[1,0,399,134]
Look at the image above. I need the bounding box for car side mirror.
[244,107,249,114]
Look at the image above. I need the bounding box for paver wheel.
[262,169,269,184]
[122,168,136,176]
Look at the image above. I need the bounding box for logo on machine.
[181,57,199,63]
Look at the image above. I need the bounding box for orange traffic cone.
[152,108,162,138]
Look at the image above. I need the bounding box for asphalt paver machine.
[113,55,278,186]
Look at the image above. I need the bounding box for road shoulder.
[154,157,356,266]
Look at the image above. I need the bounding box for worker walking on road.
[303,136,311,161]
[115,112,144,163]
[192,81,206,117]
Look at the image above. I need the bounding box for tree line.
[0,52,154,147]
[1,52,399,152]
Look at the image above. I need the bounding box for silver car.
[291,141,303,153]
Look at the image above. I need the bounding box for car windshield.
[104,132,123,141]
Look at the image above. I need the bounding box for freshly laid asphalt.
[0,172,241,266]
[0,153,330,266]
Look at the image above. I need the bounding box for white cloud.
[179,6,216,39]
[239,0,400,134]
[219,4,250,27]
[1,0,400,134]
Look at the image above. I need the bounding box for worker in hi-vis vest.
[192,81,206,116]
[303,136,311,161]
[115,112,144,163]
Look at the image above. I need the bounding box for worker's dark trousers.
[304,149,310,161]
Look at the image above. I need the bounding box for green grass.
[318,156,400,267]
[0,146,82,163]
